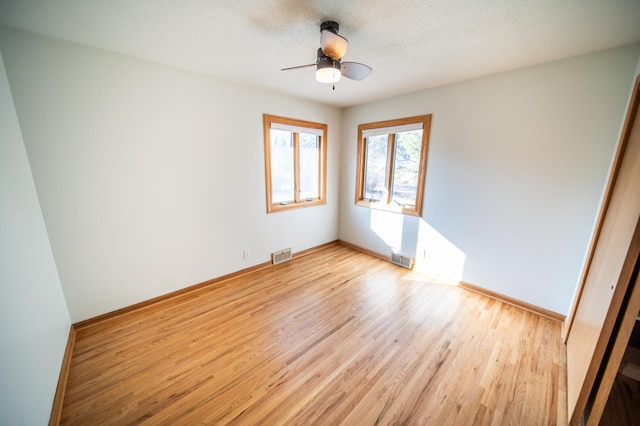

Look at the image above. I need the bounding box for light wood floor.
[61,243,567,425]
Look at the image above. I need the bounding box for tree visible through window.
[263,115,327,213]
[356,115,431,216]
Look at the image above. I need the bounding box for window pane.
[391,130,423,206]
[270,129,294,203]
[299,133,319,200]
[364,135,388,200]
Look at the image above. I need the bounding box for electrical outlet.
[243,249,251,260]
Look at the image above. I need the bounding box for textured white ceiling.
[1,0,639,107]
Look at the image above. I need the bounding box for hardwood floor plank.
[60,244,567,425]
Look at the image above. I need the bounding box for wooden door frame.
[585,237,640,425]
[569,217,640,424]
[565,75,640,424]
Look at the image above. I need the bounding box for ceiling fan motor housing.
[317,48,340,67]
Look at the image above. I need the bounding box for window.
[263,114,327,213]
[355,115,431,216]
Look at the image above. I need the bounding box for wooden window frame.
[263,114,328,213]
[355,115,431,216]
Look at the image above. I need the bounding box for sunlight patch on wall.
[369,209,404,251]
[414,219,466,284]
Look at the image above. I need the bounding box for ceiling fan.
[281,21,372,89]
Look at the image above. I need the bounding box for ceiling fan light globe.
[320,30,348,60]
[316,67,341,84]
[316,55,342,84]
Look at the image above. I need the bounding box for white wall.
[0,26,341,322]
[0,49,71,425]
[340,44,640,315]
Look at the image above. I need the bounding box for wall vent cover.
[272,248,293,265]
[390,252,414,269]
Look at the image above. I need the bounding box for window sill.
[355,199,421,216]
[267,199,326,214]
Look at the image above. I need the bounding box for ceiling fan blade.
[281,63,317,71]
[341,62,372,81]
[321,30,348,60]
